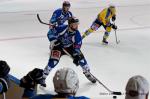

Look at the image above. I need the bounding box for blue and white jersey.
[30,94,90,99]
[50,8,73,26]
[47,25,82,49]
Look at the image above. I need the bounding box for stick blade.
[112,92,122,95]
[117,40,120,44]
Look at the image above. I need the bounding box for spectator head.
[53,67,79,95]
[125,75,149,99]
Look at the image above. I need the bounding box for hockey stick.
[88,72,122,95]
[114,29,120,44]
[63,49,122,95]
[37,14,50,25]
[113,23,120,44]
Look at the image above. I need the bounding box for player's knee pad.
[48,50,61,68]
[51,50,61,60]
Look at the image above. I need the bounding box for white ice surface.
[0,0,150,99]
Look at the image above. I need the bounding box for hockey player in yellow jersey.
[82,5,117,44]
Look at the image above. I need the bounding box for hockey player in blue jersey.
[49,1,73,27]
[41,17,97,87]
[48,1,73,50]
[30,68,90,99]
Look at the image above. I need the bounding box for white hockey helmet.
[125,75,149,99]
[53,67,79,95]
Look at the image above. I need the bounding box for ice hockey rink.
[0,0,150,99]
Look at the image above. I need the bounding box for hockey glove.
[0,77,9,94]
[54,40,62,46]
[0,60,10,78]
[112,15,116,22]
[73,49,84,66]
[50,39,62,49]
[20,68,44,90]
[50,40,56,49]
[49,23,56,29]
[111,24,117,30]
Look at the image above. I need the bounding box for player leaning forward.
[41,17,96,87]
[82,5,117,44]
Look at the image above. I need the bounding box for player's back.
[97,8,112,25]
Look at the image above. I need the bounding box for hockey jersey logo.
[58,14,68,25]
[59,31,75,47]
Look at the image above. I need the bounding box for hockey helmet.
[53,67,79,95]
[68,17,79,25]
[109,5,116,15]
